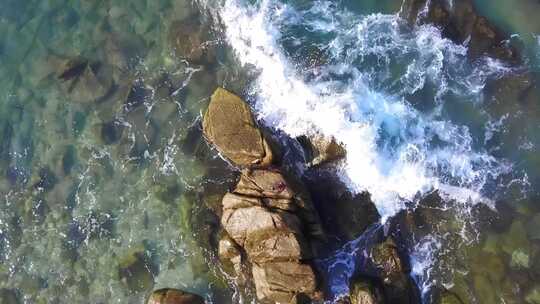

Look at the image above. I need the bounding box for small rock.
[526,286,540,304]
[298,133,346,167]
[349,277,385,304]
[371,238,404,284]
[118,247,157,292]
[147,288,205,304]
[218,234,242,264]
[202,88,273,168]
[0,288,19,304]
[370,238,419,304]
[101,120,125,145]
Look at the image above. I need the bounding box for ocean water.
[1,0,540,303]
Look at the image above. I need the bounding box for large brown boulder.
[58,57,115,103]
[203,88,273,168]
[147,288,205,304]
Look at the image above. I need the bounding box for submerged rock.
[118,247,157,292]
[58,57,115,103]
[400,0,519,62]
[0,289,20,304]
[526,286,540,304]
[203,88,273,168]
[168,17,215,66]
[437,290,463,304]
[147,288,205,304]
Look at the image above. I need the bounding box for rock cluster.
[401,0,520,62]
[204,88,324,303]
[337,237,420,304]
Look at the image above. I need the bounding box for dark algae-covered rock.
[58,57,115,103]
[147,288,205,304]
[203,88,273,168]
[400,0,520,62]
[369,238,420,304]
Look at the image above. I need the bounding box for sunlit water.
[1,0,540,303]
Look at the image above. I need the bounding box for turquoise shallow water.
[0,0,241,302]
[1,0,540,303]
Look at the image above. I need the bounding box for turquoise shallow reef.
[0,0,540,303]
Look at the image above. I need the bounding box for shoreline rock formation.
[203,88,324,303]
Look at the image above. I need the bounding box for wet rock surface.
[201,87,323,303]
[400,0,520,62]
[147,288,205,304]
[306,174,380,243]
[203,88,273,168]
[297,133,346,167]
[220,170,323,303]
[168,17,216,66]
[348,277,385,304]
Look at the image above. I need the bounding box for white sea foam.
[220,0,511,220]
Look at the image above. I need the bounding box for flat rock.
[203,88,273,168]
[235,169,294,199]
[252,261,318,303]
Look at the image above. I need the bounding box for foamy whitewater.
[217,0,520,299]
[219,0,512,219]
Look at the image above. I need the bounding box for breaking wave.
[219,0,513,220]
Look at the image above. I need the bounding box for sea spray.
[218,0,518,297]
